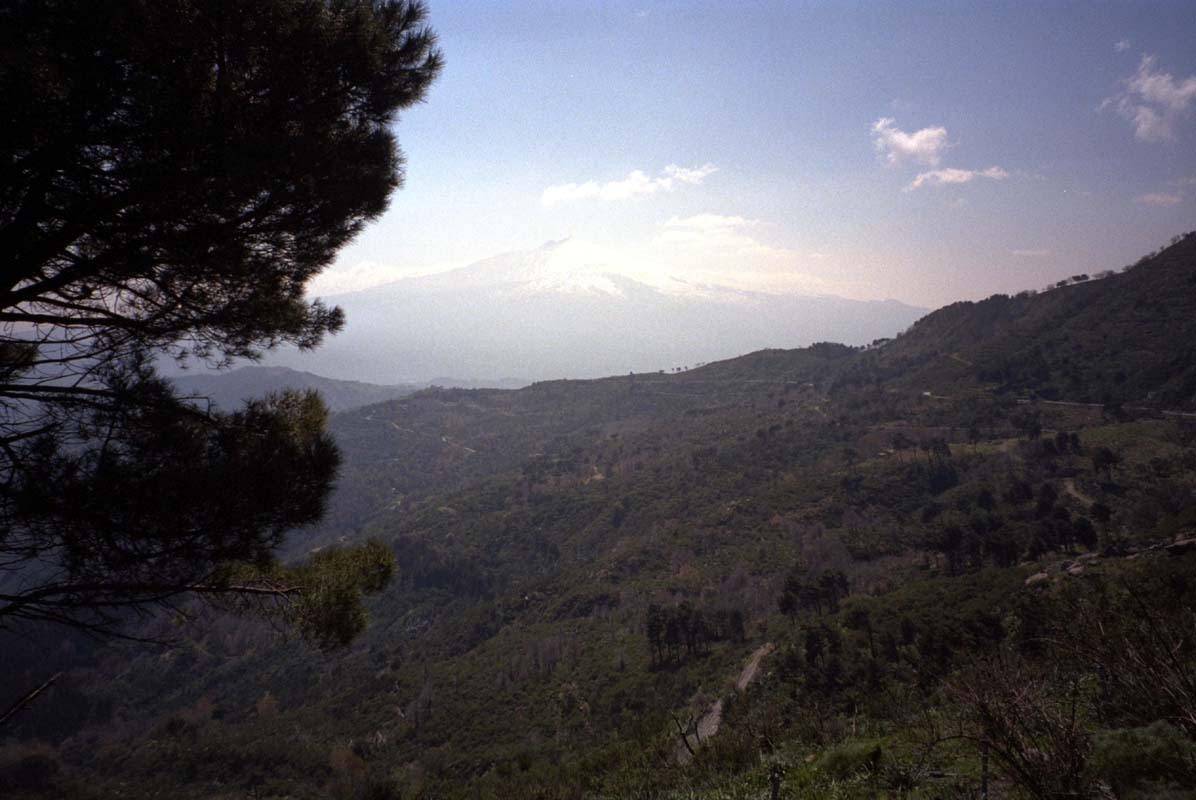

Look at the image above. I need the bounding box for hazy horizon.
[307,0,1195,311]
[261,237,930,384]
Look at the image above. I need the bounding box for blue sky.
[312,0,1196,307]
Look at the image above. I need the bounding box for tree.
[803,626,825,665]
[844,604,874,659]
[1004,479,1034,507]
[976,487,995,513]
[947,653,1099,799]
[726,608,746,643]
[967,424,982,452]
[1072,516,1098,551]
[646,604,664,665]
[0,1,442,639]
[1092,447,1122,481]
[1013,410,1042,440]
[818,570,849,612]
[926,437,952,465]
[778,569,805,620]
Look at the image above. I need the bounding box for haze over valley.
[264,238,927,384]
[4,2,1196,799]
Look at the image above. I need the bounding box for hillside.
[3,234,1196,799]
[872,232,1196,410]
[169,366,423,413]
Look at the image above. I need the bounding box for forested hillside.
[873,231,1196,410]
[169,366,423,413]
[3,234,1196,799]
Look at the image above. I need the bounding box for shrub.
[1092,722,1196,795]
[819,738,884,778]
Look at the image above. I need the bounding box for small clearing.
[1063,477,1094,507]
[677,642,775,764]
[736,642,776,691]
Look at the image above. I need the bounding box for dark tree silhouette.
[646,604,664,664]
[1092,447,1122,481]
[0,0,442,639]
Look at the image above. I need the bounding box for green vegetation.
[2,233,1196,797]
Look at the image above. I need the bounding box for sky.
[310,0,1196,308]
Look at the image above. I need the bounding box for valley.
[6,4,1196,797]
[3,233,1195,799]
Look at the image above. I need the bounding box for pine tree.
[0,0,442,640]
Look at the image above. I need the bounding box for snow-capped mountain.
[266,240,927,383]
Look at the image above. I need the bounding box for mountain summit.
[268,240,926,383]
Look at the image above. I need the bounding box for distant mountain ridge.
[309,231,1196,527]
[169,366,421,412]
[263,239,927,383]
[170,366,528,412]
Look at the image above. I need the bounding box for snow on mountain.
[265,240,928,383]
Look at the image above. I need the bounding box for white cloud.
[1168,176,1196,187]
[872,116,1010,194]
[307,259,464,296]
[662,213,762,232]
[661,164,717,183]
[906,166,1008,191]
[1114,39,1131,53]
[1108,55,1196,142]
[655,214,772,251]
[1012,249,1051,257]
[644,215,870,298]
[1130,56,1196,110]
[652,213,829,277]
[690,268,872,298]
[871,117,949,166]
[1134,192,1183,206]
[541,163,717,205]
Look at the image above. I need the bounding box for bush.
[0,753,61,792]
[819,739,883,779]
[1092,722,1196,795]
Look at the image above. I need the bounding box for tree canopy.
[0,0,442,639]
